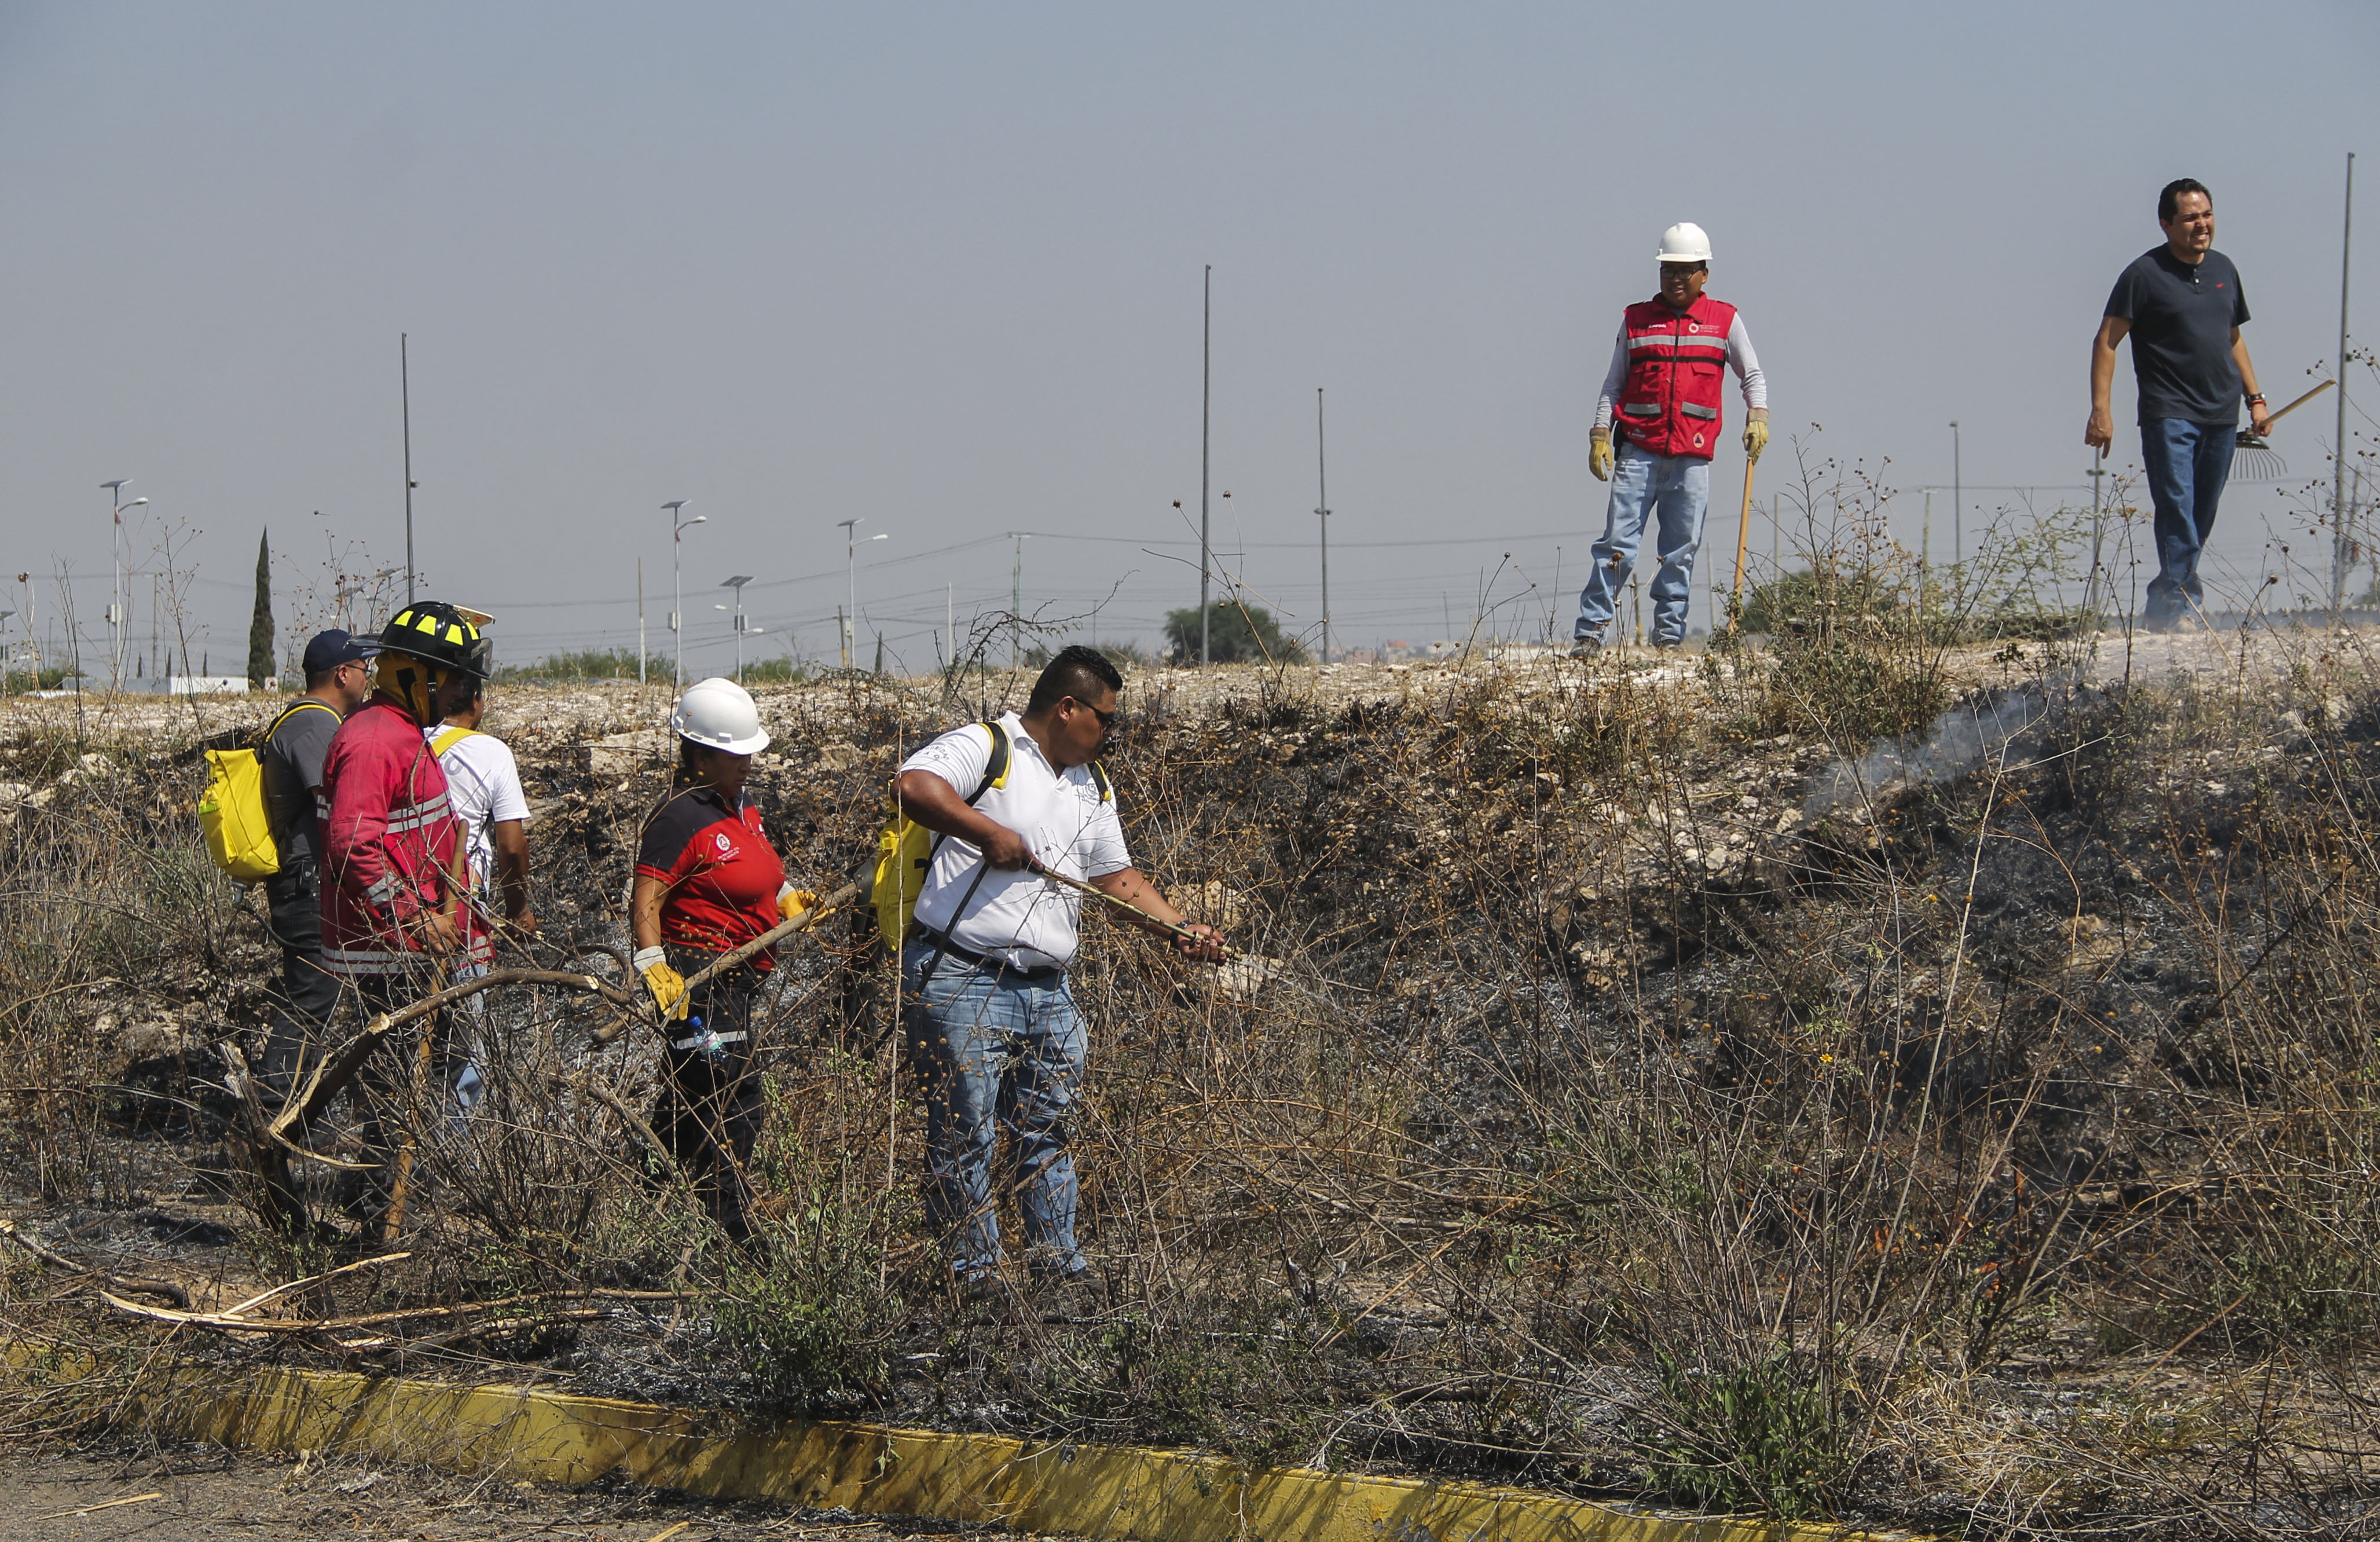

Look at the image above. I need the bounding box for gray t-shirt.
[259,699,342,862]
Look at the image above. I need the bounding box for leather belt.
[910,926,1064,985]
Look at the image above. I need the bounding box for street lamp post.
[719,576,753,683]
[665,500,705,688]
[837,519,886,670]
[100,482,146,690]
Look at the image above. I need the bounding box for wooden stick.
[100,1285,677,1334]
[217,1251,411,1319]
[379,965,443,1247]
[36,1492,162,1521]
[1728,452,1759,629]
[0,1217,190,1308]
[589,881,861,1047]
[268,968,635,1143]
[1023,859,1232,958]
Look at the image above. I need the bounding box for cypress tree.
[246,529,274,686]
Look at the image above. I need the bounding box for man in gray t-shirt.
[254,630,375,1178]
[2086,178,2276,629]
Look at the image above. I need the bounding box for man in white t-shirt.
[895,645,1223,1297]
[427,674,536,939]
[427,665,536,1114]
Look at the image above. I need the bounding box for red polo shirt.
[635,783,787,965]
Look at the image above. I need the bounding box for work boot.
[1567,637,1604,659]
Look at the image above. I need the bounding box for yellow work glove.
[1589,429,1615,482]
[1743,409,1769,462]
[633,947,690,1021]
[778,887,821,923]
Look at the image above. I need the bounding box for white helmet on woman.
[671,676,771,755]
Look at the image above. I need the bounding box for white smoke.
[1801,682,2063,821]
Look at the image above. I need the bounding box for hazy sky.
[5,2,2376,676]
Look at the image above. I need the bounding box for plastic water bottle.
[684,1012,726,1061]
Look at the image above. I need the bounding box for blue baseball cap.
[302,628,381,676]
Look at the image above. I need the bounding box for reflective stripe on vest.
[1615,295,1737,461]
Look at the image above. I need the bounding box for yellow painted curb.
[104,1362,1906,1542]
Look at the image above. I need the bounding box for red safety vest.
[1615,295,1737,461]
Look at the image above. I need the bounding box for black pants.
[652,951,764,1241]
[347,969,456,1227]
[256,855,340,1117]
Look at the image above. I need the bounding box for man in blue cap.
[254,629,377,1176]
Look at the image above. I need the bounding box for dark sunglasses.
[1071,698,1120,730]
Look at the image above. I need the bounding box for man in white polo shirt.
[894,645,1222,1297]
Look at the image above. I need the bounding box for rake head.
[2231,433,2289,481]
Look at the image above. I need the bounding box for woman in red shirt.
[631,678,814,1244]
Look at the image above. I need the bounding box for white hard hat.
[1657,222,1712,265]
[671,676,772,756]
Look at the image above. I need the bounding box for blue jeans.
[903,946,1087,1279]
[2140,418,2236,624]
[1574,441,1712,645]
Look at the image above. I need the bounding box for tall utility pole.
[401,334,416,604]
[1949,421,1963,568]
[666,500,703,687]
[637,558,646,686]
[2335,152,2357,612]
[1011,532,1029,671]
[1315,387,1332,665]
[1200,264,1212,667]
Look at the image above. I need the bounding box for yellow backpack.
[872,722,1010,947]
[198,699,340,884]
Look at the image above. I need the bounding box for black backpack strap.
[1088,759,1112,803]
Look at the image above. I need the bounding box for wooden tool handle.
[588,881,862,1047]
[1729,456,1759,628]
[2266,378,2336,425]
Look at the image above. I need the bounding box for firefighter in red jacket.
[317,599,487,1232]
[1571,222,1769,655]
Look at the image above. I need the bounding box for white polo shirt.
[901,712,1130,971]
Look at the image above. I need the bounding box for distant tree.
[1161,602,1307,665]
[1024,640,1150,670]
[246,529,274,686]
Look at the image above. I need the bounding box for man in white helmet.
[1572,222,1769,654]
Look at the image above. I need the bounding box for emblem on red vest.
[1616,295,1737,462]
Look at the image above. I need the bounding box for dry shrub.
[15,627,2380,1537]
